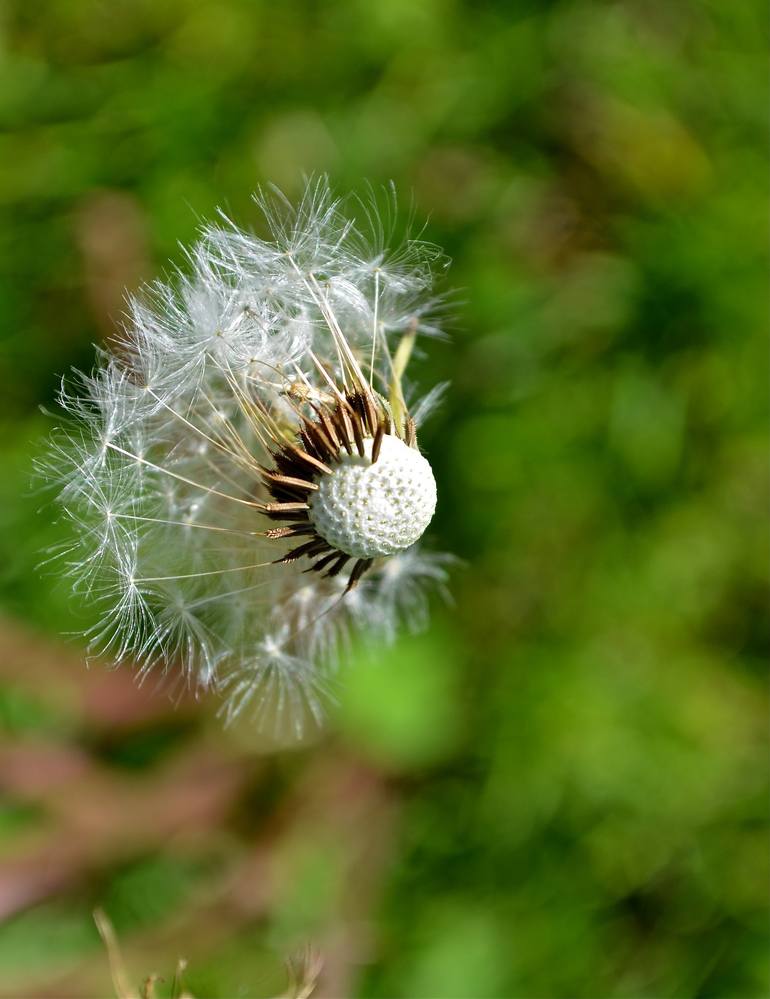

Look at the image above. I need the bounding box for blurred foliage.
[0,0,766,996]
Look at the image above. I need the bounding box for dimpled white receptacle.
[308,434,437,559]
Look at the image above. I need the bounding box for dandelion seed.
[41,179,454,739]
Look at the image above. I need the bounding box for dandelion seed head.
[43,178,455,739]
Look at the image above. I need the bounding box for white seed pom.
[308,435,437,559]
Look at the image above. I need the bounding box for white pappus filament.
[42,179,455,739]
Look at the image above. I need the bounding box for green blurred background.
[0,1,766,996]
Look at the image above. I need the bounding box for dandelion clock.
[43,181,454,739]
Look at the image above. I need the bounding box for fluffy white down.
[45,181,455,736]
[308,435,437,559]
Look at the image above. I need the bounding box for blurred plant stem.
[94,909,321,999]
